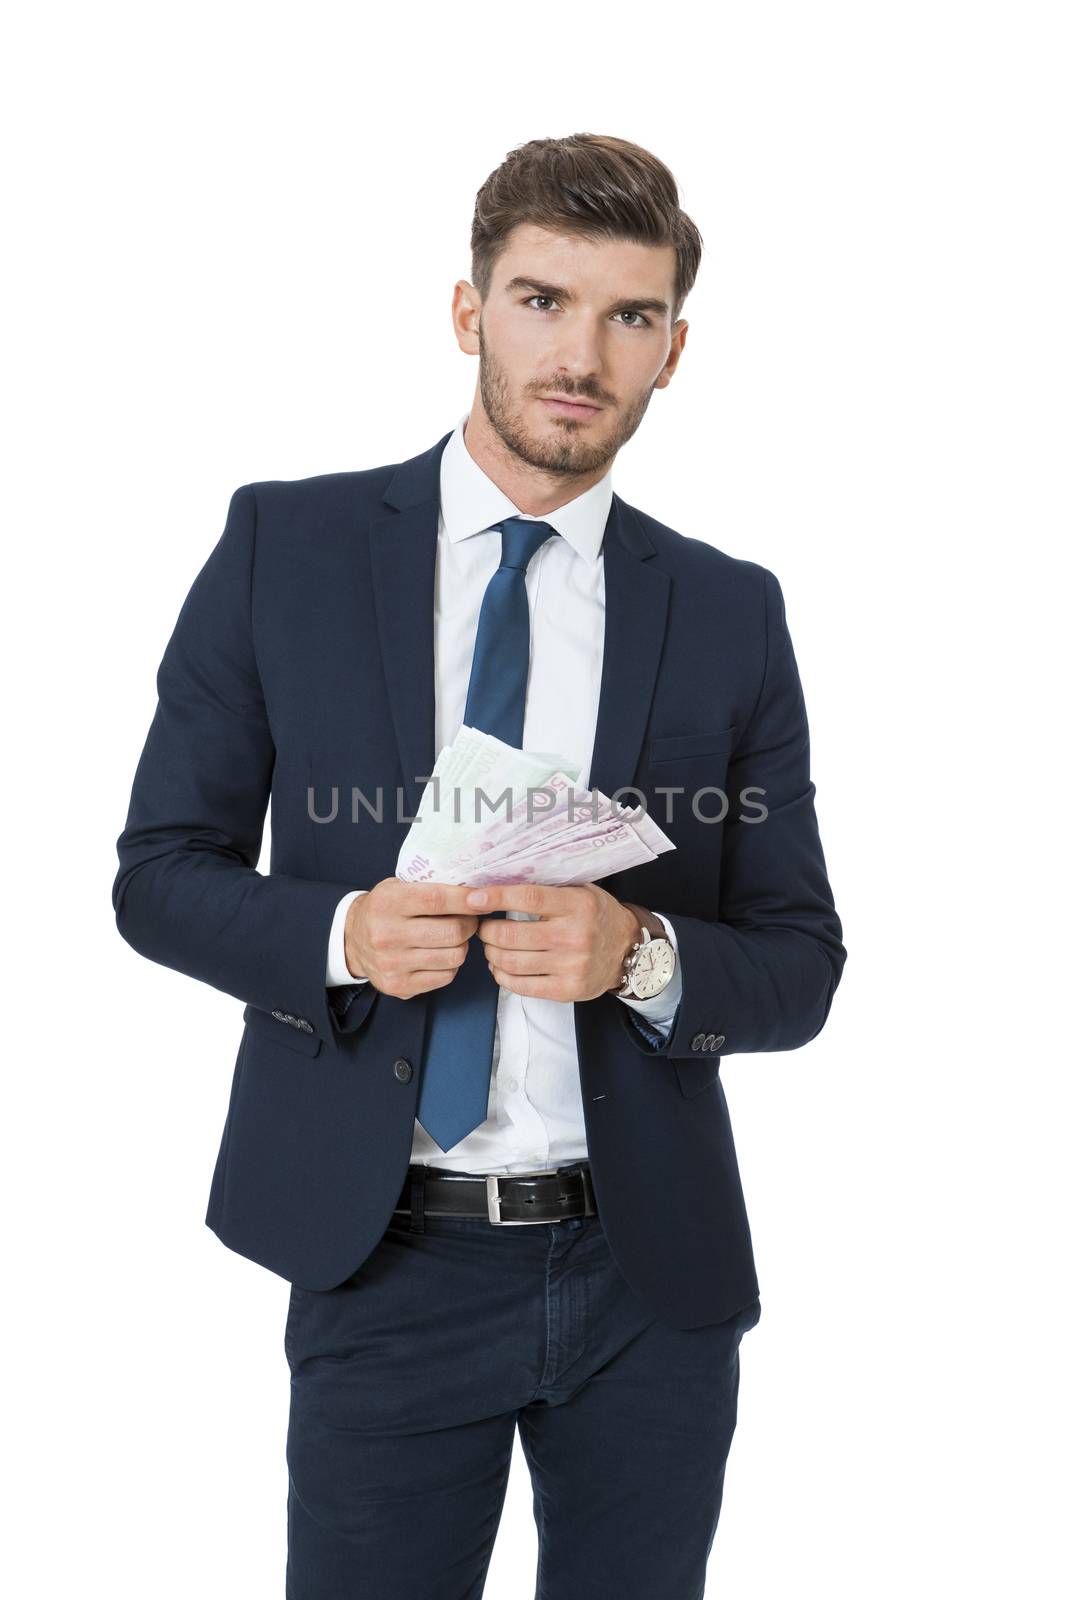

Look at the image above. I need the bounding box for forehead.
[495,223,675,297]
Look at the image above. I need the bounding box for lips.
[540,397,602,419]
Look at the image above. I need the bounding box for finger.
[463,883,568,917]
[400,913,481,944]
[485,970,570,999]
[400,944,473,970]
[477,919,557,952]
[393,882,493,918]
[488,949,569,976]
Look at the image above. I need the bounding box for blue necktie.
[415,516,559,1151]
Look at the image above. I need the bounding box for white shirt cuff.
[326,889,371,987]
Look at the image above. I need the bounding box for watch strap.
[623,902,667,944]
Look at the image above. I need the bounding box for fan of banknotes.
[395,724,675,887]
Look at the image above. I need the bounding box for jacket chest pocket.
[648,725,735,764]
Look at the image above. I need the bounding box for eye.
[521,296,650,329]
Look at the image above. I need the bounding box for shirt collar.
[439,412,612,569]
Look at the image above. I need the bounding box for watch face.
[630,939,675,998]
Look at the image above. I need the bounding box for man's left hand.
[465,882,638,1002]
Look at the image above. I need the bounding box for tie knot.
[491,516,559,573]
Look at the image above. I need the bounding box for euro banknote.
[395,724,675,888]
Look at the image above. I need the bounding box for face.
[454,223,687,477]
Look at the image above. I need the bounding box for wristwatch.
[612,902,677,1002]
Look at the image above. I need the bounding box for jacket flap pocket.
[242,1003,323,1058]
[674,1054,721,1097]
[650,726,735,764]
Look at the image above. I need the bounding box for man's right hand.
[343,878,485,999]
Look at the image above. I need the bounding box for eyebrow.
[503,276,670,319]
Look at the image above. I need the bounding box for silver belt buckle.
[485,1169,563,1226]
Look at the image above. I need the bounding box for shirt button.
[506,1077,519,1093]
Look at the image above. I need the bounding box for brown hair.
[470,133,702,323]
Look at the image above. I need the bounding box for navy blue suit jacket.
[113,427,845,1328]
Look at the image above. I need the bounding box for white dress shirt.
[324,413,683,1174]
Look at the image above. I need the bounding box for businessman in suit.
[114,133,845,1598]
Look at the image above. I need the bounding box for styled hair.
[470,133,702,323]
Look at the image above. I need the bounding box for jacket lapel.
[587,495,670,806]
[368,430,671,827]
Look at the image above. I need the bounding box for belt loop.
[409,1164,427,1234]
[579,1163,595,1215]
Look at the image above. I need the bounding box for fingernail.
[467,890,487,907]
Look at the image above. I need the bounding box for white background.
[5,2,1064,1594]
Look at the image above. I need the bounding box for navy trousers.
[284,1168,761,1599]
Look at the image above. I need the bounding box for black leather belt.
[392,1162,597,1227]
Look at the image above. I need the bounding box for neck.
[461,403,611,518]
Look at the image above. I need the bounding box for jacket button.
[393,1058,413,1083]
[708,1034,725,1051]
[690,1032,706,1050]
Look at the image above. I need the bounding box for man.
[114,132,845,1598]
